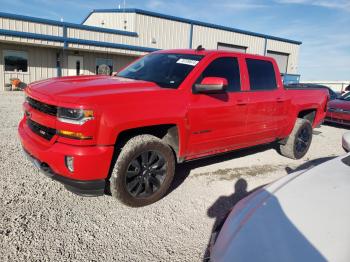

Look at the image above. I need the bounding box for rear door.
[186,55,249,156]
[244,58,284,142]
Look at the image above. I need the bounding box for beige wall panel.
[114,55,136,70]
[135,14,190,49]
[61,54,68,77]
[192,25,299,74]
[0,45,3,89]
[0,36,63,48]
[1,43,31,88]
[81,53,135,75]
[0,13,301,85]
[60,50,138,77]
[0,43,57,89]
[0,18,62,36]
[29,47,57,81]
[81,54,94,75]
[67,28,136,46]
[267,39,300,74]
[84,12,136,32]
[192,25,265,55]
[67,43,145,56]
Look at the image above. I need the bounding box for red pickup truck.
[19,49,328,206]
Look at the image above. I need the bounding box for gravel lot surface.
[0,91,348,261]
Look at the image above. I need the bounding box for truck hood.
[328,99,350,111]
[26,75,162,104]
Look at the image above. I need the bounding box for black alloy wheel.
[295,125,311,154]
[125,150,166,198]
[279,118,313,159]
[110,134,175,207]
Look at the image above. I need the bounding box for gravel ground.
[0,91,348,261]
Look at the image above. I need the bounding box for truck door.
[186,56,249,156]
[244,58,281,142]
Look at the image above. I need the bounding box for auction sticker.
[176,58,199,66]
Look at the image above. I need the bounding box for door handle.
[236,100,247,105]
[276,97,285,102]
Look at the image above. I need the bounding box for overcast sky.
[1,0,349,81]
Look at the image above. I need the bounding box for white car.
[343,132,350,152]
[211,153,350,262]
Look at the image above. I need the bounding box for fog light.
[65,156,74,172]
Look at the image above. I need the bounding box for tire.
[110,134,175,207]
[279,118,313,160]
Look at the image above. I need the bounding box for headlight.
[57,107,94,125]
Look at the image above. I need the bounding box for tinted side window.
[246,59,277,91]
[199,57,241,92]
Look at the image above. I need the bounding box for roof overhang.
[82,8,302,45]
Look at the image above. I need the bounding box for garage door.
[217,43,247,53]
[266,51,289,74]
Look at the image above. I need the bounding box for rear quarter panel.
[280,89,328,138]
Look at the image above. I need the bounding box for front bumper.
[18,118,114,196]
[23,149,106,196]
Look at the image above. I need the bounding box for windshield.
[117,53,203,88]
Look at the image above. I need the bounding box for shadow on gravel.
[203,178,265,261]
[168,144,273,195]
[107,143,274,197]
[285,156,336,174]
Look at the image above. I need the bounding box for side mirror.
[112,71,118,76]
[194,77,228,94]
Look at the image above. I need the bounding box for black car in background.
[286,83,339,100]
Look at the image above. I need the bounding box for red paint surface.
[18,49,328,181]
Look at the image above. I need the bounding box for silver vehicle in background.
[211,134,350,262]
[343,132,350,152]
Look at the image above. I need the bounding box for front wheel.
[110,135,175,207]
[279,118,313,160]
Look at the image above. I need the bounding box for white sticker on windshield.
[176,58,199,66]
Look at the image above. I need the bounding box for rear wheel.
[110,135,175,207]
[279,118,313,159]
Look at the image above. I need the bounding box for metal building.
[0,8,301,90]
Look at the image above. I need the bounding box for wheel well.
[298,109,316,124]
[115,124,179,158]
